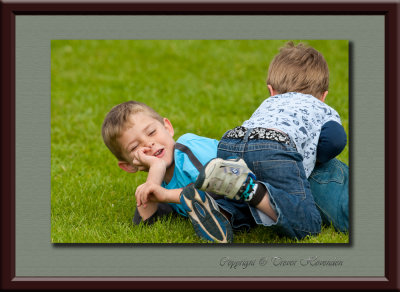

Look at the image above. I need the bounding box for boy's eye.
[130,145,138,152]
[149,129,156,136]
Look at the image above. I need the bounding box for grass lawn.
[51,40,349,244]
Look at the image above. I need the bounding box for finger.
[134,165,147,173]
[137,147,150,156]
[135,185,144,207]
[132,153,141,164]
[131,156,146,172]
[141,146,152,152]
[131,158,141,167]
[142,183,154,204]
[133,148,147,161]
[141,190,149,205]
[137,149,151,161]
[136,187,149,208]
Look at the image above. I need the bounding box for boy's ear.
[118,161,138,173]
[319,91,328,103]
[267,84,278,96]
[163,118,174,136]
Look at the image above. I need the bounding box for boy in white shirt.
[195,42,347,239]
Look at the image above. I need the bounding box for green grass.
[51,40,349,244]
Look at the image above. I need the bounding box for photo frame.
[1,0,398,290]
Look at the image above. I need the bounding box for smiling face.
[117,112,176,177]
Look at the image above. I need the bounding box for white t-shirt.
[242,92,342,177]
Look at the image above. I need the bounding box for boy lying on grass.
[101,42,348,243]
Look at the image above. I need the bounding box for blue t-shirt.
[162,133,219,216]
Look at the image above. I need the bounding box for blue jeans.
[217,135,322,239]
[309,158,349,233]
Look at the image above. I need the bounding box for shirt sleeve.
[163,134,219,217]
[317,121,347,163]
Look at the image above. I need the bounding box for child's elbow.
[317,124,347,163]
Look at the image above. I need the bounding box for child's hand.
[135,182,168,208]
[132,147,166,172]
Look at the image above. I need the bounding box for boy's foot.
[195,157,257,201]
[180,184,233,243]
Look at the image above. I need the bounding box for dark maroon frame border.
[1,1,399,290]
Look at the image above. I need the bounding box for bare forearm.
[137,203,159,221]
[146,162,166,185]
[163,188,182,204]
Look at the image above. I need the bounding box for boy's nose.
[144,141,155,149]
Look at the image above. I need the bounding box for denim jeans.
[217,135,322,239]
[134,158,350,235]
[309,158,349,233]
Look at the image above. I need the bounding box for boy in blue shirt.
[102,101,233,242]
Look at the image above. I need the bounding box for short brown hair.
[101,101,164,161]
[267,41,329,98]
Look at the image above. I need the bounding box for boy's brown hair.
[267,41,329,98]
[102,101,164,162]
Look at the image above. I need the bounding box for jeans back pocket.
[253,159,307,198]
